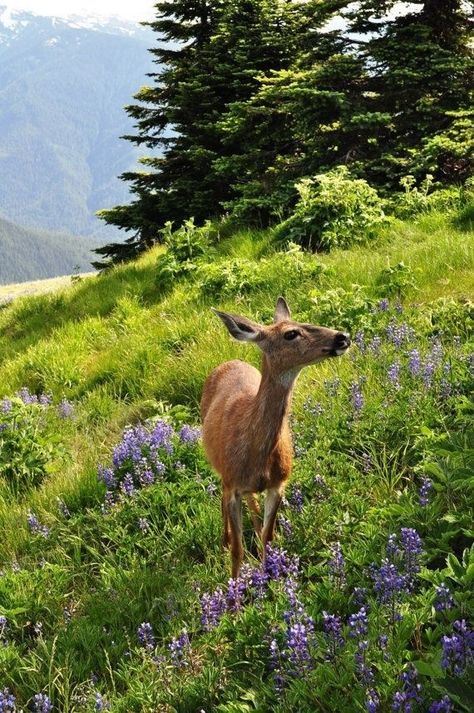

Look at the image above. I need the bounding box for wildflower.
[430,340,443,365]
[138,517,149,532]
[370,559,406,617]
[0,399,12,414]
[378,298,389,312]
[169,629,191,668]
[0,615,7,643]
[226,576,247,613]
[269,636,286,694]
[353,587,368,608]
[355,330,366,351]
[322,612,345,660]
[313,474,330,501]
[423,359,435,388]
[350,380,364,413]
[120,473,135,497]
[391,666,423,711]
[38,393,53,407]
[27,512,49,538]
[57,398,74,419]
[407,349,421,377]
[94,692,110,711]
[285,621,313,672]
[288,485,303,513]
[200,588,226,631]
[355,639,374,686]
[387,361,401,389]
[361,452,373,473]
[178,424,201,444]
[33,693,53,712]
[0,688,16,712]
[419,476,433,506]
[56,498,70,518]
[368,336,382,355]
[137,622,155,651]
[441,619,474,675]
[428,696,453,712]
[278,515,293,539]
[97,466,116,490]
[328,541,345,588]
[349,607,369,639]
[366,689,380,712]
[386,533,400,561]
[324,377,341,396]
[17,386,38,404]
[400,528,423,584]
[434,583,454,612]
[264,545,299,581]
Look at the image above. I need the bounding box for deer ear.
[274,296,291,323]
[212,308,262,342]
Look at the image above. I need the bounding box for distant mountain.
[0,216,97,283]
[0,5,155,239]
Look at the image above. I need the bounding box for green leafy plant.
[274,166,387,251]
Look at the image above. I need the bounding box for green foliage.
[275,167,386,251]
[0,397,66,496]
[391,175,465,219]
[376,262,418,299]
[156,218,215,290]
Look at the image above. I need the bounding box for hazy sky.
[4,0,157,22]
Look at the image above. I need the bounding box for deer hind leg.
[221,490,231,548]
[228,490,243,578]
[261,486,284,563]
[245,493,262,538]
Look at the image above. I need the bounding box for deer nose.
[334,332,351,349]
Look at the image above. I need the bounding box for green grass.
[0,210,472,712]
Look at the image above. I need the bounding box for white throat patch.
[279,368,301,389]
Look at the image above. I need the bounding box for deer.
[200,297,351,578]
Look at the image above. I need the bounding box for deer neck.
[250,355,300,458]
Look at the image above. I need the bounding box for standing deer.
[200,297,351,577]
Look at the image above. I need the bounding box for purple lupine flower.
[138,518,150,533]
[391,666,423,711]
[400,528,423,585]
[328,542,345,588]
[264,545,299,581]
[378,298,389,312]
[0,615,7,641]
[112,425,148,468]
[285,621,313,672]
[226,576,248,613]
[428,696,453,712]
[434,583,454,612]
[313,474,330,501]
[351,380,364,413]
[178,424,201,445]
[353,587,368,608]
[407,349,421,377]
[0,688,16,712]
[288,485,303,513]
[169,629,191,668]
[366,689,380,712]
[0,399,12,414]
[419,476,433,506]
[17,387,38,404]
[355,330,366,351]
[56,498,70,518]
[278,515,293,539]
[57,398,74,419]
[368,336,382,355]
[387,361,401,389]
[149,420,174,453]
[269,637,286,694]
[137,622,155,651]
[423,359,435,388]
[361,452,373,473]
[348,607,369,639]
[322,612,345,660]
[441,619,474,675]
[94,692,110,711]
[200,588,226,630]
[27,512,49,538]
[120,473,135,497]
[386,533,400,561]
[370,559,406,613]
[355,639,374,685]
[98,466,116,490]
[38,393,53,407]
[33,693,53,713]
[138,468,155,487]
[430,340,443,366]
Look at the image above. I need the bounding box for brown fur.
[200,298,350,577]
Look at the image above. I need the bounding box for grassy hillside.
[0,217,97,284]
[0,211,472,712]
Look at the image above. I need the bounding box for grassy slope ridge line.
[0,211,472,712]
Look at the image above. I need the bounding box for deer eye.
[283,330,300,341]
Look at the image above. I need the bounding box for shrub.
[156,218,215,290]
[309,286,375,333]
[391,175,463,219]
[274,166,386,251]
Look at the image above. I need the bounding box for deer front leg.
[262,486,283,563]
[221,490,231,548]
[228,490,243,578]
[245,493,262,538]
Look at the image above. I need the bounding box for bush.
[274,166,386,251]
[391,175,463,219]
[155,218,216,290]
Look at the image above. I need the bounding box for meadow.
[0,204,473,711]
